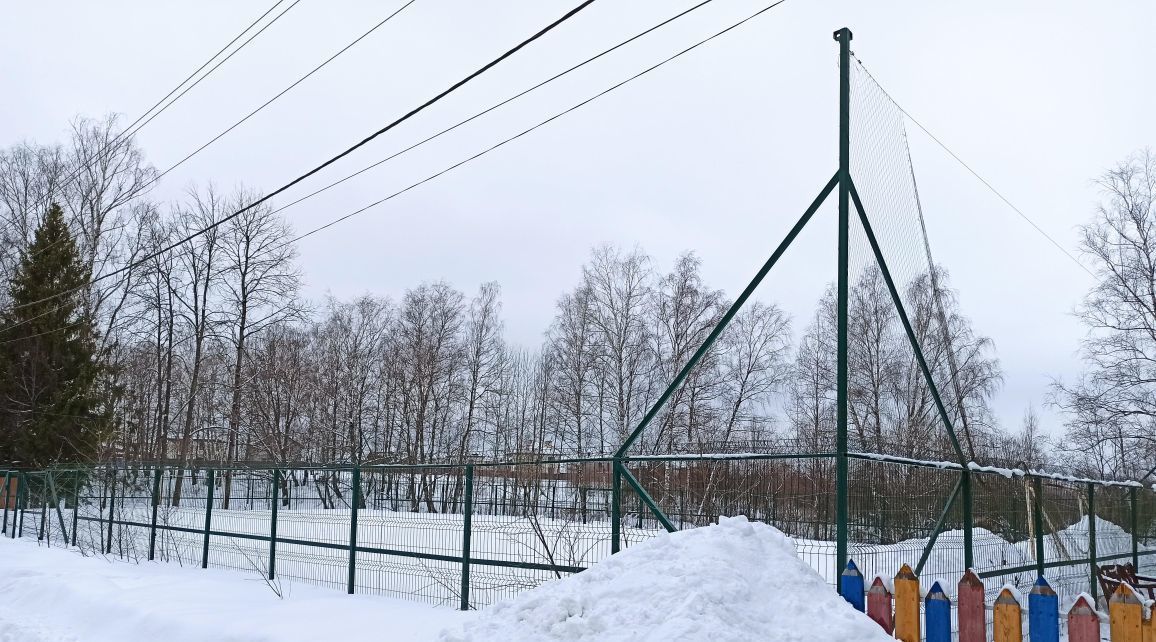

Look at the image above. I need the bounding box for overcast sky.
[2,0,1153,436]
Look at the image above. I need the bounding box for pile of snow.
[443,516,892,642]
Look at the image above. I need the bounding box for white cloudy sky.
[2,0,1153,436]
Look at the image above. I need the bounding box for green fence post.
[37,480,47,542]
[1,471,9,536]
[1088,483,1097,601]
[269,469,279,580]
[833,25,853,594]
[347,467,361,595]
[1033,476,1045,578]
[611,460,622,554]
[962,470,974,570]
[1130,486,1139,569]
[149,467,161,561]
[70,470,80,547]
[106,469,116,554]
[17,472,26,538]
[460,465,474,611]
[202,469,214,569]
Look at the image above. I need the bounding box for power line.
[850,56,1094,278]
[262,0,720,222]
[149,0,418,187]
[0,0,788,347]
[21,0,302,260]
[3,0,598,321]
[285,0,791,245]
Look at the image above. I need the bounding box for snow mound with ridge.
[442,515,892,642]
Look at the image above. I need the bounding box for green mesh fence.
[2,457,1154,611]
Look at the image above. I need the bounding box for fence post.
[893,564,920,642]
[962,470,974,570]
[70,470,79,547]
[460,464,474,611]
[1087,483,1097,601]
[1032,476,1045,578]
[1130,486,1139,570]
[1028,577,1059,642]
[925,582,951,642]
[269,468,279,580]
[17,472,25,538]
[1067,595,1100,642]
[347,466,360,595]
[611,459,621,554]
[202,468,214,569]
[1,471,9,536]
[105,469,116,554]
[149,467,161,561]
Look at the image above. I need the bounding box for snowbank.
[444,516,892,642]
[0,537,470,641]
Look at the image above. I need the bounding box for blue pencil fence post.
[1028,576,1059,642]
[925,581,951,642]
[840,559,864,611]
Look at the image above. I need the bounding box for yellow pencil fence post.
[1143,608,1156,642]
[993,587,1023,642]
[1110,583,1143,642]
[893,564,920,642]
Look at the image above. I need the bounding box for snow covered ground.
[0,517,895,642]
[0,536,474,642]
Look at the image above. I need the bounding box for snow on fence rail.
[1,453,1155,610]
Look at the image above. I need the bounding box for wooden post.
[925,581,951,642]
[1067,595,1099,642]
[1028,576,1059,642]
[1143,609,1156,642]
[894,564,920,642]
[840,559,864,611]
[958,569,987,642]
[1110,583,1143,642]
[866,576,893,634]
[993,587,1023,642]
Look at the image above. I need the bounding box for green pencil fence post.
[269,469,279,580]
[1087,483,1097,601]
[70,470,79,547]
[106,468,116,554]
[1033,476,1045,578]
[1130,486,1139,569]
[1,471,9,536]
[460,464,474,611]
[149,467,162,561]
[347,466,361,595]
[611,460,622,554]
[202,469,215,569]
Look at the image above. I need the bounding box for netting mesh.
[844,55,978,462]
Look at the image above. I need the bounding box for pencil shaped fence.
[843,560,1156,642]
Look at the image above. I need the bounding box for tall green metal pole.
[1033,476,1045,578]
[1,471,9,536]
[834,26,853,591]
[1131,486,1139,569]
[611,460,622,554]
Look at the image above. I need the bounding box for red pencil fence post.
[1067,595,1100,642]
[957,569,986,642]
[866,576,893,634]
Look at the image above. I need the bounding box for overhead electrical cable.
[2,0,598,321]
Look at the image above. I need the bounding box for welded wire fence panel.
[5,458,1156,614]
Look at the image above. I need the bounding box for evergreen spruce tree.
[0,203,106,465]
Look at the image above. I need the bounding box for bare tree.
[1054,150,1156,478]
